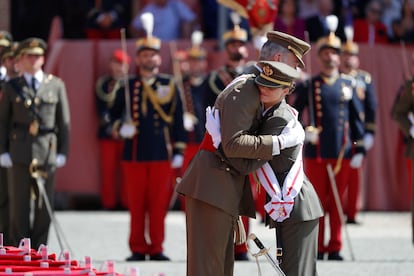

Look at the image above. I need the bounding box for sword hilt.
[29,159,48,179]
[248,233,265,250]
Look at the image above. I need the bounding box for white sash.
[254,146,304,222]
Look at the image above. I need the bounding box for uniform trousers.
[122,160,171,255]
[305,158,351,253]
[99,139,125,209]
[346,167,363,221]
[179,143,200,211]
[185,196,236,276]
[0,167,9,243]
[8,164,56,249]
[277,219,319,276]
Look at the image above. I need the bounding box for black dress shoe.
[346,218,361,225]
[327,252,344,261]
[149,253,170,261]
[317,252,325,260]
[235,253,249,261]
[126,253,146,261]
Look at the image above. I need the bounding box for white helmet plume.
[191,30,203,47]
[230,11,241,28]
[141,12,154,37]
[326,15,338,33]
[344,25,354,42]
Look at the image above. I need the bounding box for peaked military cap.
[0,42,19,61]
[16,37,47,57]
[266,31,310,69]
[0,31,12,47]
[255,61,300,88]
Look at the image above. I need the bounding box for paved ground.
[45,211,414,276]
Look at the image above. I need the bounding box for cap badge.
[263,65,273,77]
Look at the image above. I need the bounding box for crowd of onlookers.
[8,0,414,45]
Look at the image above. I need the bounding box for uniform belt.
[13,122,55,135]
[199,133,216,152]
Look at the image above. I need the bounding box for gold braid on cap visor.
[287,45,302,60]
[259,73,292,87]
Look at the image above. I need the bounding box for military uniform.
[180,32,208,172]
[177,31,311,275]
[391,75,414,243]
[95,50,130,210]
[226,61,324,276]
[0,38,70,249]
[0,30,13,243]
[112,25,187,260]
[340,37,377,223]
[203,16,248,110]
[345,69,376,222]
[293,31,365,260]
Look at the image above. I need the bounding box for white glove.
[410,125,414,139]
[350,153,364,169]
[183,112,197,132]
[56,154,67,168]
[171,154,184,168]
[119,123,136,138]
[0,153,12,168]
[205,106,221,149]
[305,126,319,144]
[363,133,374,151]
[272,119,305,155]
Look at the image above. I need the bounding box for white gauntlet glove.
[272,119,305,155]
[119,123,136,138]
[56,154,67,168]
[350,153,364,169]
[205,106,221,149]
[305,126,319,144]
[0,153,12,168]
[171,154,184,168]
[363,133,374,151]
[410,125,414,139]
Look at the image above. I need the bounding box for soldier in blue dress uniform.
[95,49,131,210]
[203,12,249,109]
[111,13,187,261]
[293,27,365,260]
[340,27,377,224]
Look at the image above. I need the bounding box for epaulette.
[357,69,372,84]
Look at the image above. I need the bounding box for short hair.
[259,40,290,60]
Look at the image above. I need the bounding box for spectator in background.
[381,0,403,39]
[353,0,389,45]
[394,0,414,43]
[274,0,306,40]
[95,49,131,210]
[85,0,131,39]
[130,0,196,40]
[305,0,346,42]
